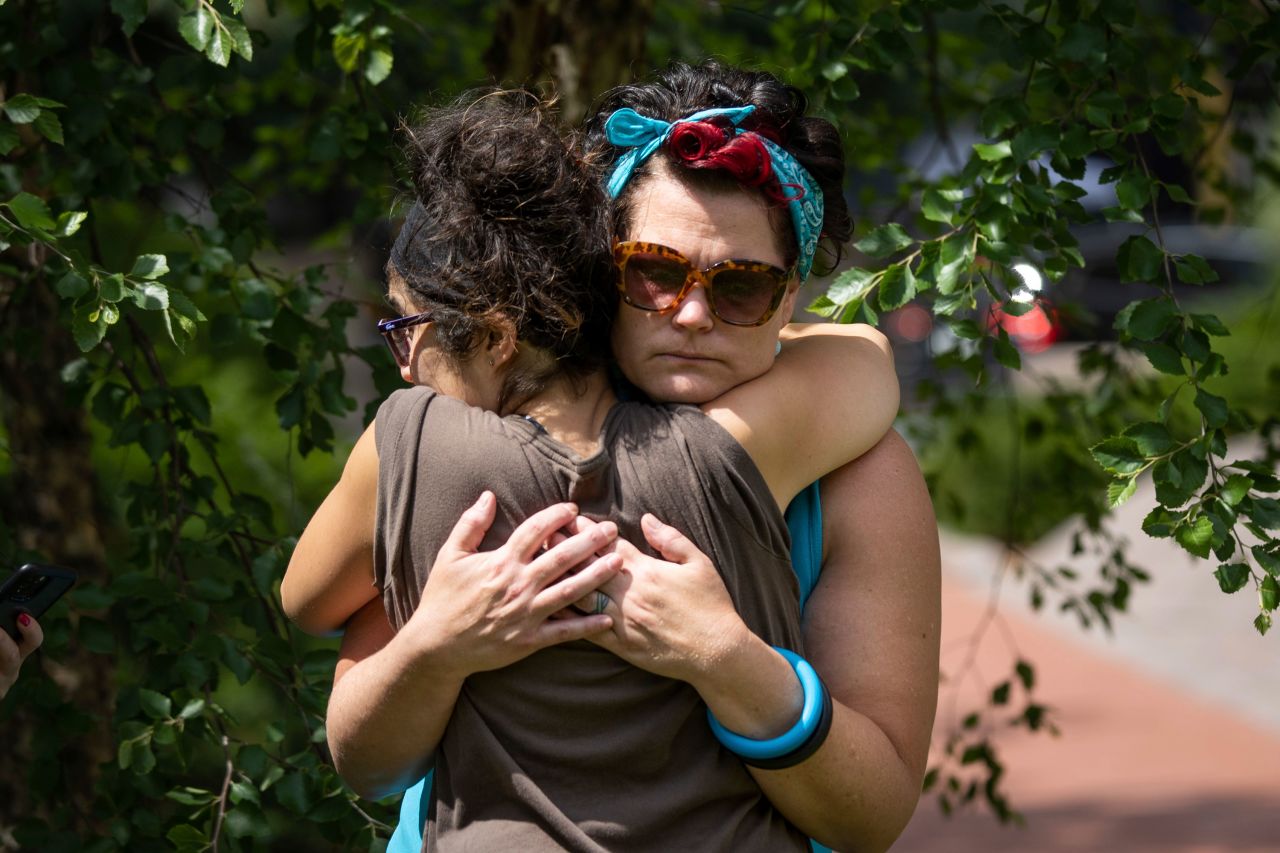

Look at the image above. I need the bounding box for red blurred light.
[891,304,933,343]
[990,302,1061,354]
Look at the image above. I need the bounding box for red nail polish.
[18,613,31,627]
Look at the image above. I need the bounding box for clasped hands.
[405,491,746,686]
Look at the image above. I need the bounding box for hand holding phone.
[1,563,77,642]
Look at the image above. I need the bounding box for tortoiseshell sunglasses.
[613,240,795,327]
[377,310,435,368]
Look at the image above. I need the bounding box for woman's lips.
[660,351,715,361]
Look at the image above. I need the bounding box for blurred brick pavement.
[893,560,1280,853]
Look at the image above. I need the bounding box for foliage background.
[1,0,1276,848]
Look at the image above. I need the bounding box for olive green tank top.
[374,385,807,853]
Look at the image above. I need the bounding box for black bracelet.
[737,672,834,770]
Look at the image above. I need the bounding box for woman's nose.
[671,284,715,332]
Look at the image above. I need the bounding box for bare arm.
[281,422,380,635]
[702,322,899,509]
[747,430,941,851]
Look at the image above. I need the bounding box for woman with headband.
[289,63,937,853]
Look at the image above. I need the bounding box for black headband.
[387,200,473,306]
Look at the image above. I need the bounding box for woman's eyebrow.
[383,293,403,313]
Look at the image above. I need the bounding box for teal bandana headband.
[604,105,825,281]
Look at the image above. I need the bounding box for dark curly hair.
[583,61,852,275]
[390,90,615,413]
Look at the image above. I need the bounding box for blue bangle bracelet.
[706,647,824,760]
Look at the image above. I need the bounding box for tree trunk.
[0,263,114,829]
[485,0,655,125]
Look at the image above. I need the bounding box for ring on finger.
[592,590,610,615]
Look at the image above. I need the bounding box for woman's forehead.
[623,170,788,267]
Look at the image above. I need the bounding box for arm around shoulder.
[703,322,900,508]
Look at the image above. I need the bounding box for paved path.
[893,491,1280,852]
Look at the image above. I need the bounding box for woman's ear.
[482,315,519,369]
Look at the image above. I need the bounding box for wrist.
[690,633,804,740]
[389,621,469,687]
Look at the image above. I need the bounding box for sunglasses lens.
[621,253,690,310]
[708,267,784,325]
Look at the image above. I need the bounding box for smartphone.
[0,563,77,642]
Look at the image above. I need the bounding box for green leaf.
[935,235,972,295]
[118,739,134,770]
[877,263,917,311]
[1011,124,1058,163]
[56,272,90,299]
[1116,235,1163,283]
[1261,575,1279,611]
[33,110,64,144]
[1163,182,1193,204]
[206,25,229,66]
[73,309,108,351]
[1253,545,1280,577]
[2,94,42,124]
[1115,172,1152,209]
[1175,515,1214,559]
[1252,498,1280,530]
[921,188,953,224]
[854,223,913,258]
[1189,313,1229,336]
[0,123,18,156]
[6,192,56,231]
[973,140,1012,161]
[332,30,365,73]
[1107,477,1138,507]
[1126,298,1178,341]
[178,8,214,51]
[826,267,877,305]
[1256,613,1272,636]
[1123,422,1175,456]
[178,698,206,719]
[1091,437,1146,475]
[130,254,169,280]
[130,281,170,310]
[1212,562,1250,593]
[56,210,87,237]
[1193,389,1228,429]
[1060,22,1107,65]
[1173,254,1218,285]
[139,688,173,719]
[224,17,253,61]
[992,332,1021,371]
[99,274,125,303]
[365,45,393,85]
[1139,341,1184,375]
[111,0,148,35]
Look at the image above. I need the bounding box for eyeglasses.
[377,310,435,368]
[613,241,794,327]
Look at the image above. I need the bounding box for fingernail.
[600,521,617,536]
[18,613,30,627]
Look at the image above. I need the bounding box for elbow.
[280,569,340,638]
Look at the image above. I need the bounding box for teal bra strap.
[391,480,828,852]
[784,480,823,611]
